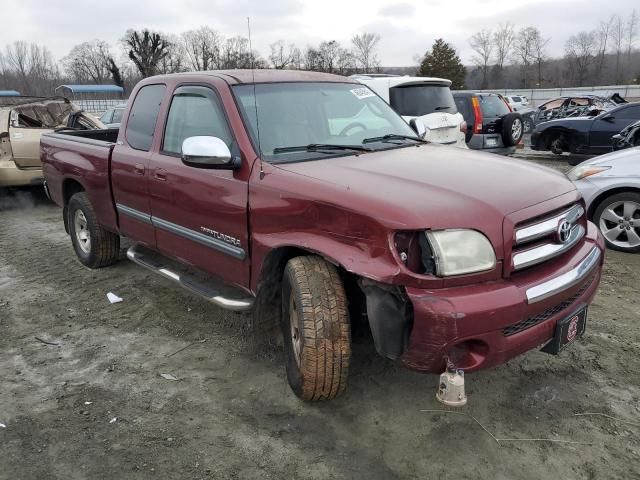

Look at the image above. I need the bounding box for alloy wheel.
[599,200,640,249]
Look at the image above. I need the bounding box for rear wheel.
[281,256,351,401]
[68,192,120,268]
[593,192,640,253]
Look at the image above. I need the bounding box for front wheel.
[523,117,533,134]
[68,192,120,268]
[593,192,640,253]
[281,256,351,401]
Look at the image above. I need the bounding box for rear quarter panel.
[41,133,118,232]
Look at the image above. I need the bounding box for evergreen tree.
[417,39,467,89]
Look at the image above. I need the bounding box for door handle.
[154,169,167,181]
[134,164,145,175]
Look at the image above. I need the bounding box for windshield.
[233,82,417,163]
[389,84,457,116]
[112,108,124,124]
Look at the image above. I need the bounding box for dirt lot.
[1,158,639,480]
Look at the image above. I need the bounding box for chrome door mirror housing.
[181,136,238,169]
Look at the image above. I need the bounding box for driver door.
[148,84,250,289]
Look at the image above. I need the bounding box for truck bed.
[41,128,120,232]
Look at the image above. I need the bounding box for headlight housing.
[567,165,610,181]
[425,229,496,276]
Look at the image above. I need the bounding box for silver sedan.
[568,147,640,253]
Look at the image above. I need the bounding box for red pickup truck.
[41,70,605,401]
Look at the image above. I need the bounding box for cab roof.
[147,69,354,85]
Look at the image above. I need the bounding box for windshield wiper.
[273,143,371,154]
[435,106,451,111]
[362,134,426,144]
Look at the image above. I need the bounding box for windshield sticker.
[350,87,375,100]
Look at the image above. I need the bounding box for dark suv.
[453,92,523,155]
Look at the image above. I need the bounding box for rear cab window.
[389,84,457,116]
[478,95,510,118]
[125,84,166,151]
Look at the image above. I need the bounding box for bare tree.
[531,29,550,87]
[335,48,356,74]
[157,35,187,74]
[269,40,299,69]
[493,23,515,70]
[595,16,614,81]
[469,30,493,88]
[123,29,172,77]
[181,26,222,71]
[219,36,265,69]
[565,31,597,86]
[63,40,111,83]
[626,10,639,68]
[611,15,625,82]
[513,27,539,87]
[3,41,57,94]
[4,41,30,88]
[351,33,381,73]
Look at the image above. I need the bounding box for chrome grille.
[502,272,595,336]
[511,204,585,271]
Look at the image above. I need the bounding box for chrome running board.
[126,244,254,311]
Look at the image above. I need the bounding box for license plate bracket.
[541,306,588,355]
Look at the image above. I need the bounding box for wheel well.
[544,128,569,146]
[61,179,85,232]
[62,179,85,206]
[587,187,640,220]
[254,246,366,338]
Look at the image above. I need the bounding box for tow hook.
[436,360,467,407]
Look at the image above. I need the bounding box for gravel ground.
[1,157,639,479]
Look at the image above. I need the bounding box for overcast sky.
[1,0,638,67]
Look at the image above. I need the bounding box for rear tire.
[68,192,120,268]
[281,256,351,401]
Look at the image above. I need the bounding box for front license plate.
[541,306,587,355]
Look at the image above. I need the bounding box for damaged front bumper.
[363,223,605,373]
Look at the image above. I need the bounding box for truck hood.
[275,143,575,233]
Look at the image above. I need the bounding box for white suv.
[351,74,467,149]
[504,95,529,111]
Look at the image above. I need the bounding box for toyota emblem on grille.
[557,220,573,243]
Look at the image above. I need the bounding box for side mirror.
[409,118,428,139]
[181,136,238,169]
[602,114,615,122]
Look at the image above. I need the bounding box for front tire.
[593,192,640,253]
[281,256,351,401]
[68,192,120,268]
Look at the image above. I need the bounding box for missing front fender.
[359,279,412,360]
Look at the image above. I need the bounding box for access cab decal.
[200,226,242,248]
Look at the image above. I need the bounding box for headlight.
[567,165,611,181]
[425,229,496,276]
